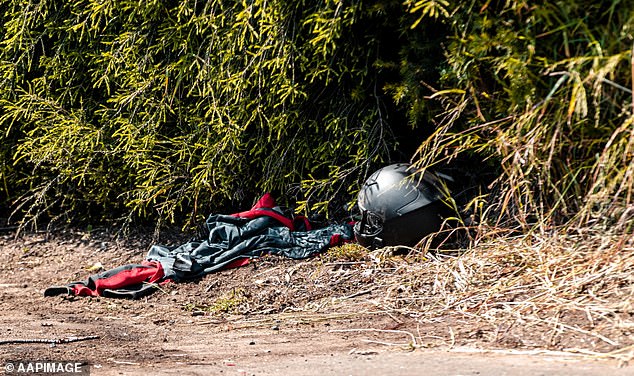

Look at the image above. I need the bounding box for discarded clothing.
[44,193,354,299]
[44,260,165,299]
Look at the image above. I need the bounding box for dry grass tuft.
[311,228,633,361]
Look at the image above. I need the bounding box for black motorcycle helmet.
[354,163,451,248]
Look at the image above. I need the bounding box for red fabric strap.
[231,193,311,231]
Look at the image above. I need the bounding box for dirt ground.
[0,229,632,375]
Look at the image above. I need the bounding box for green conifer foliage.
[410,0,634,229]
[5,0,630,233]
[0,0,439,227]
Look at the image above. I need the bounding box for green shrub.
[0,0,442,228]
[3,0,632,234]
[410,1,634,229]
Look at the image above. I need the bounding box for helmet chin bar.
[354,209,384,248]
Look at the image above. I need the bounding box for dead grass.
[271,227,634,364]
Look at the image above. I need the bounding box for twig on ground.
[0,335,100,345]
[329,328,419,348]
[335,288,375,301]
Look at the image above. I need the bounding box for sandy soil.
[0,229,631,375]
